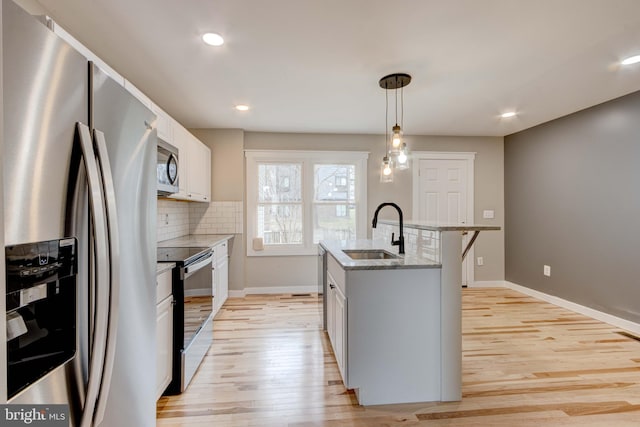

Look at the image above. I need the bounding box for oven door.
[179,252,213,391]
[181,253,213,349]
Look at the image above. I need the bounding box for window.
[246,150,368,256]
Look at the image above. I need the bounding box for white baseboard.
[504,281,640,336]
[469,280,508,288]
[228,285,318,298]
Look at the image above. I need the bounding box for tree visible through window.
[257,163,302,244]
[246,150,367,256]
[313,164,356,242]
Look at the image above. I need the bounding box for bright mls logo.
[0,405,68,426]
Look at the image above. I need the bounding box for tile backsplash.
[190,201,243,235]
[157,199,190,241]
[157,199,243,242]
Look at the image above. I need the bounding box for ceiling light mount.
[379,73,412,90]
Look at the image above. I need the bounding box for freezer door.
[90,64,157,427]
[2,0,88,421]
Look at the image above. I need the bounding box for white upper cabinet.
[186,134,211,202]
[150,103,173,144]
[168,121,211,203]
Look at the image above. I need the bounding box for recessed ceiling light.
[202,33,224,46]
[235,104,250,111]
[500,111,517,118]
[621,54,640,65]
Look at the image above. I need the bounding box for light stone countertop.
[158,234,234,249]
[379,219,501,232]
[156,262,175,275]
[320,239,440,271]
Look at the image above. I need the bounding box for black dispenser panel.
[5,238,77,399]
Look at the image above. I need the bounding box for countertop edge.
[158,234,234,249]
[320,239,441,270]
[156,262,175,275]
[378,219,500,231]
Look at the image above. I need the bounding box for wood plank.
[157,288,640,426]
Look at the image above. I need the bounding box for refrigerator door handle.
[76,123,111,427]
[91,129,121,426]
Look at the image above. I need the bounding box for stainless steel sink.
[343,249,399,260]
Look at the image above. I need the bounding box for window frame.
[245,150,368,256]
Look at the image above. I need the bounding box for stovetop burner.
[157,247,211,264]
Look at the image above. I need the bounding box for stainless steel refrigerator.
[2,0,157,425]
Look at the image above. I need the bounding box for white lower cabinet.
[212,240,229,317]
[156,269,173,400]
[326,270,347,384]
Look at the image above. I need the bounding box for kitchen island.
[320,223,498,406]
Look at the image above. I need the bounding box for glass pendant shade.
[391,125,402,150]
[396,143,409,170]
[380,156,394,183]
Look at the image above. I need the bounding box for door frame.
[411,151,476,285]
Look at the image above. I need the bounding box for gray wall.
[505,90,640,323]
[191,128,246,292]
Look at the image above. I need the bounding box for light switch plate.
[483,210,495,219]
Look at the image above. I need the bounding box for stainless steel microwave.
[157,140,179,195]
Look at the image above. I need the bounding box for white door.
[417,159,468,224]
[416,157,473,286]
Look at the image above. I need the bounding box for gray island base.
[320,222,499,406]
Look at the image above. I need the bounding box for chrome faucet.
[371,202,405,254]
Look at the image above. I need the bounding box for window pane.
[314,164,355,202]
[313,204,356,243]
[257,204,303,244]
[258,163,302,202]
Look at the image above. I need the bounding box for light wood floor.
[157,288,640,426]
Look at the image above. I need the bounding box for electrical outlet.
[543,265,551,277]
[482,210,495,219]
[477,257,484,266]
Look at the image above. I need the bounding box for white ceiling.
[27,0,640,136]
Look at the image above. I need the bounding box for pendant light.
[380,85,394,182]
[379,73,411,182]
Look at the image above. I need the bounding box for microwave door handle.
[168,153,178,185]
[91,129,121,426]
[76,123,110,427]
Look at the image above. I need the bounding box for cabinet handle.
[329,284,335,289]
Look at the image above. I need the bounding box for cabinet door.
[326,272,337,350]
[212,263,217,315]
[156,295,173,399]
[334,285,347,382]
[186,135,211,202]
[151,103,173,143]
[218,257,229,310]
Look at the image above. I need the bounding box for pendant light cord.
[394,79,399,126]
[401,86,404,130]
[385,84,389,154]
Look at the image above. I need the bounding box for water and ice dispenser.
[5,238,77,399]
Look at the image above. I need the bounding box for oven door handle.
[184,253,213,276]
